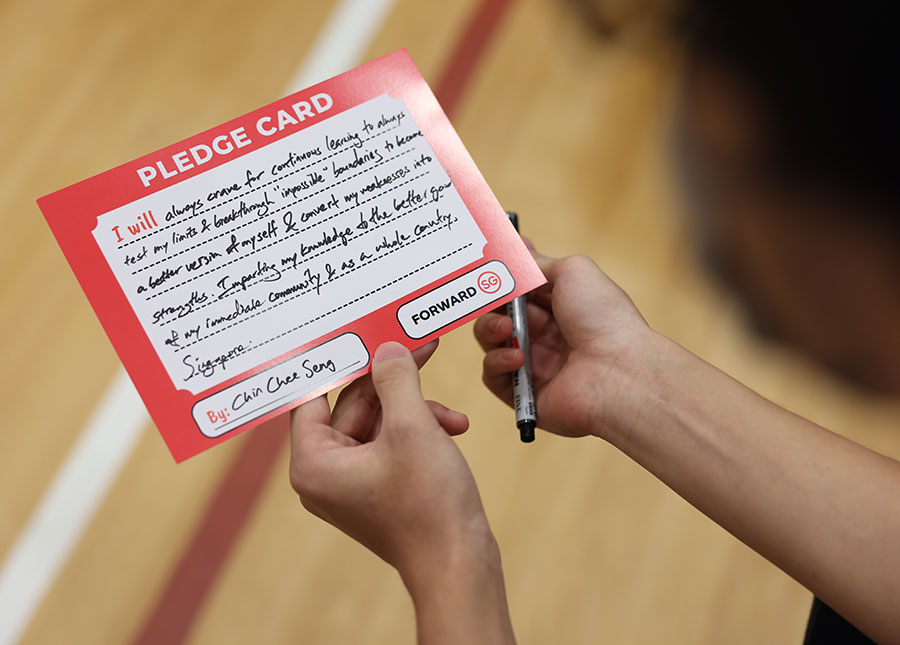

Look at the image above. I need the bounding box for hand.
[289,340,488,579]
[474,251,651,439]
[290,341,516,644]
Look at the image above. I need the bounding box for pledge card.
[37,49,545,462]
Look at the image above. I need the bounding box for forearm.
[401,528,516,645]
[602,330,900,642]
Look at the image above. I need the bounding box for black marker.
[506,212,537,442]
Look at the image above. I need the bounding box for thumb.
[371,342,431,428]
[531,250,559,283]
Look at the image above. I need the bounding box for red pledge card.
[37,49,545,462]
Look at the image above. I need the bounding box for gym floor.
[2,0,898,642]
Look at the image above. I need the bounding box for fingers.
[473,312,513,352]
[330,338,439,429]
[532,250,560,282]
[482,347,524,405]
[426,400,469,436]
[410,338,439,368]
[289,394,331,494]
[291,394,331,430]
[473,251,562,353]
[370,342,431,428]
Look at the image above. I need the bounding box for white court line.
[0,371,145,644]
[0,1,396,642]
[285,0,397,92]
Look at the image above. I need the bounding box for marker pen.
[505,212,537,443]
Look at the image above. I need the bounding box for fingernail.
[374,341,409,361]
[447,409,469,429]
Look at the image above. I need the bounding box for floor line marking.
[434,0,514,116]
[284,0,398,93]
[0,370,147,645]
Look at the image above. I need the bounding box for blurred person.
[289,1,900,643]
[678,0,900,396]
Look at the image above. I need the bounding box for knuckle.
[298,495,329,523]
[288,460,314,497]
[298,495,317,515]
[561,254,595,272]
[483,351,502,377]
[473,314,497,340]
[473,316,488,337]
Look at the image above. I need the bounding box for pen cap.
[518,419,536,443]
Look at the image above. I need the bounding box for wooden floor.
[2,0,899,643]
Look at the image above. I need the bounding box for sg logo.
[477,271,502,294]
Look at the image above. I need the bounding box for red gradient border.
[37,48,543,462]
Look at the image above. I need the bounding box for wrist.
[588,327,677,445]
[399,516,500,600]
[399,520,515,644]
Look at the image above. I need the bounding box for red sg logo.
[477,271,502,294]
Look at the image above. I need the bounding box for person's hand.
[289,340,489,578]
[290,341,517,644]
[474,250,652,439]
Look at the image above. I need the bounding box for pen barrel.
[506,296,537,429]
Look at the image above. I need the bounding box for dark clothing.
[804,597,876,645]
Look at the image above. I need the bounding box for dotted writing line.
[154,190,444,324]
[142,168,435,301]
[132,167,430,275]
[245,245,471,355]
[172,228,470,351]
